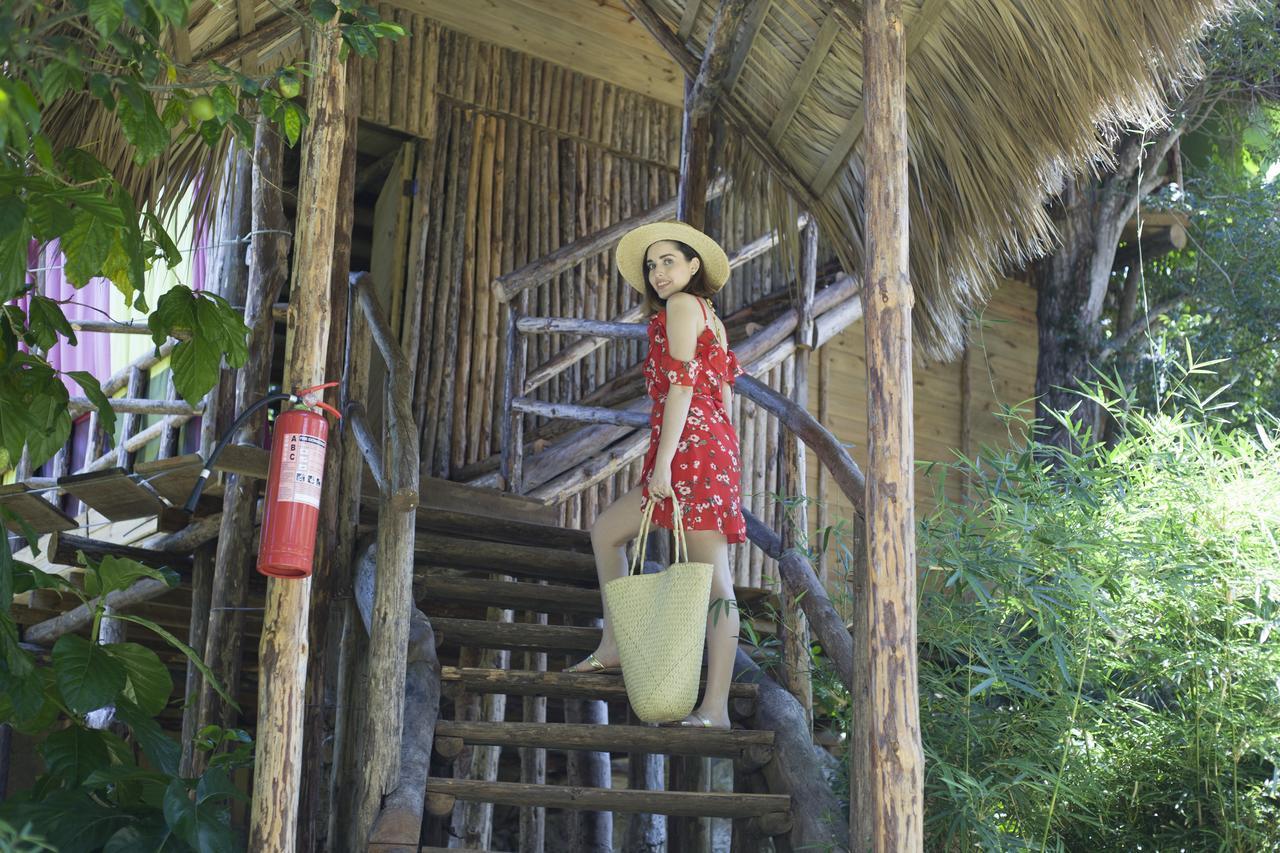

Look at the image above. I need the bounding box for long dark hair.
[642,240,719,314]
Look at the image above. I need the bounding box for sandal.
[660,711,731,731]
[562,652,621,674]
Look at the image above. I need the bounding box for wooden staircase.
[411,484,795,844]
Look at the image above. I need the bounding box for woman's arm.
[649,294,701,497]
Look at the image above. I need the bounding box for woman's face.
[645,240,701,300]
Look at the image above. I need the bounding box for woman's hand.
[648,456,675,501]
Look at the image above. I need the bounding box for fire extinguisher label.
[278,433,325,508]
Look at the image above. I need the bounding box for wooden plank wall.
[804,278,1039,586]
[355,21,1039,591]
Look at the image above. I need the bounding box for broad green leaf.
[21,378,71,468]
[27,295,77,350]
[194,294,250,367]
[211,84,237,122]
[115,84,168,165]
[110,613,240,712]
[40,725,112,784]
[197,766,245,804]
[147,284,197,346]
[67,370,116,441]
[0,788,131,852]
[170,334,221,404]
[310,0,337,22]
[87,0,124,36]
[0,195,28,303]
[52,633,126,715]
[282,100,304,147]
[39,61,83,105]
[88,554,170,597]
[103,642,173,716]
[61,211,112,286]
[114,699,179,776]
[163,777,236,853]
[27,194,76,241]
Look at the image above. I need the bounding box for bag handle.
[629,497,689,575]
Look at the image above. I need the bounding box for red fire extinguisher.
[257,383,342,579]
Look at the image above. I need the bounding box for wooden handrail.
[491,176,730,304]
[512,398,649,429]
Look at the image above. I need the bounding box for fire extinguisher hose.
[180,382,342,516]
[180,392,290,514]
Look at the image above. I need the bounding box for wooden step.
[362,505,593,553]
[433,721,773,765]
[420,572,784,620]
[440,667,760,704]
[431,617,598,653]
[424,778,792,825]
[422,574,604,616]
[414,534,596,584]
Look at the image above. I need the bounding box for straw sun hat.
[615,221,731,296]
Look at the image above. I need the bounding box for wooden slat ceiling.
[186,0,684,105]
[399,0,684,103]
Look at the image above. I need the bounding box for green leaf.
[197,766,245,804]
[116,84,168,165]
[194,294,250,368]
[21,377,72,468]
[67,370,116,441]
[88,0,124,36]
[27,194,76,242]
[143,212,181,266]
[27,295,76,350]
[86,554,171,597]
[110,613,240,712]
[281,100,304,147]
[310,0,337,21]
[61,211,113,286]
[211,84,237,122]
[147,284,197,346]
[114,699,180,776]
[163,777,236,853]
[103,642,173,716]
[39,61,83,105]
[53,633,127,715]
[40,725,112,784]
[0,195,29,303]
[170,335,220,404]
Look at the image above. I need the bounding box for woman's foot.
[563,648,622,674]
[661,709,731,730]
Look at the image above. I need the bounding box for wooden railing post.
[780,215,818,732]
[499,303,526,493]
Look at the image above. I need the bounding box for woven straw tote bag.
[603,499,714,723]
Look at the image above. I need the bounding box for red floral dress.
[639,298,747,543]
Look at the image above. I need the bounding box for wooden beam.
[235,0,259,74]
[622,0,825,216]
[811,0,950,196]
[678,0,705,41]
[248,14,347,850]
[491,176,729,303]
[768,14,842,146]
[859,1,922,850]
[686,0,753,119]
[195,11,300,68]
[720,0,771,97]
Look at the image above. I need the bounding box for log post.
[860,1,923,849]
[248,14,347,850]
[677,77,711,230]
[780,216,818,730]
[195,113,291,773]
[498,302,526,493]
[299,56,359,852]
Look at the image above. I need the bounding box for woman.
[564,221,746,730]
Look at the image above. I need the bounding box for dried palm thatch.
[645,0,1237,359]
[38,2,307,225]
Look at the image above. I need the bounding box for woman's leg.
[563,484,646,672]
[682,529,738,727]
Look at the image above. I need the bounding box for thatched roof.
[643,0,1235,358]
[47,0,1236,358]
